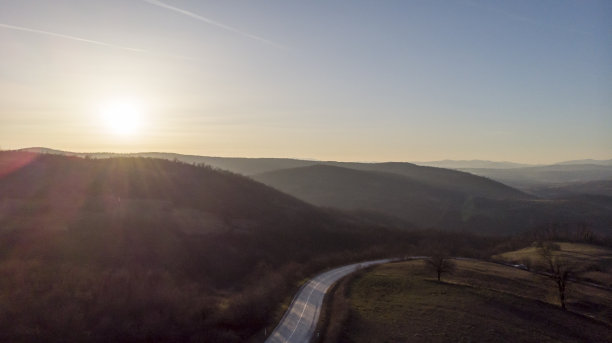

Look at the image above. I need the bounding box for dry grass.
[493,241,612,287]
[341,260,612,343]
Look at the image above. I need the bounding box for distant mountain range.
[553,159,612,166]
[413,158,612,169]
[14,147,612,235]
[20,147,612,170]
[413,160,534,169]
[413,159,612,194]
[459,165,612,192]
[525,180,612,198]
[19,148,612,195]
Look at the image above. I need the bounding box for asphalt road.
[266,254,612,343]
[265,258,393,343]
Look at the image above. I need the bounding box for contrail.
[0,23,197,61]
[0,23,148,53]
[142,0,283,48]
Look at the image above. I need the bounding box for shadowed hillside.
[527,179,612,198]
[0,151,412,342]
[19,147,319,175]
[327,161,530,200]
[15,149,612,235]
[253,165,466,229]
[19,148,530,199]
[254,165,612,235]
[413,159,533,169]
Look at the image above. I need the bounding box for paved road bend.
[265,258,392,343]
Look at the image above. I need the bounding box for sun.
[99,99,144,135]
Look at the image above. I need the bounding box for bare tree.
[424,254,456,282]
[539,245,575,311]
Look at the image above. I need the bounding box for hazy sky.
[1,0,610,163]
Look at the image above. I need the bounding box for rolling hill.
[413,159,534,169]
[18,149,612,191]
[253,164,612,235]
[527,179,612,198]
[253,164,529,230]
[15,148,612,235]
[0,151,411,342]
[18,147,319,175]
[326,161,529,200]
[254,165,459,228]
[18,147,531,199]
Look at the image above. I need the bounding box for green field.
[338,259,612,343]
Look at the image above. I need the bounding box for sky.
[0,0,610,164]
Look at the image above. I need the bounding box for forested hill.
[19,147,530,199]
[0,151,411,342]
[326,161,530,200]
[254,164,612,235]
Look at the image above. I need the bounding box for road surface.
[265,258,393,343]
[266,255,611,343]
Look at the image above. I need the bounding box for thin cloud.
[0,23,196,61]
[0,23,147,53]
[142,0,283,48]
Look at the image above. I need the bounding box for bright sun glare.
[99,99,144,135]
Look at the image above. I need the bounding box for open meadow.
[335,256,612,343]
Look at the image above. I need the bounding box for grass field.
[493,242,612,287]
[339,259,612,343]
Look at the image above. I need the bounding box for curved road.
[266,255,611,343]
[265,258,393,343]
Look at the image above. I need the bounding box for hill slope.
[414,159,533,169]
[329,161,529,200]
[19,147,319,175]
[254,165,462,228]
[0,151,409,342]
[526,179,612,198]
[16,148,537,199]
[254,165,612,234]
[337,260,612,342]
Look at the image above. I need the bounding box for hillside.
[330,161,529,200]
[18,148,533,201]
[414,159,533,169]
[15,149,612,235]
[14,148,539,199]
[253,165,462,228]
[527,180,612,198]
[18,149,612,192]
[19,147,319,175]
[334,260,612,342]
[254,165,612,235]
[0,151,410,342]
